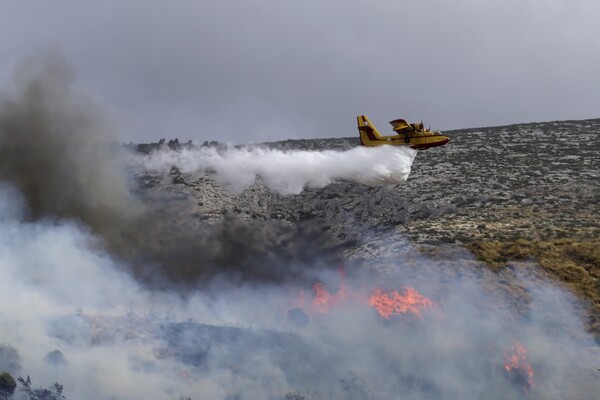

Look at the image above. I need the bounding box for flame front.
[368,287,436,319]
[312,283,334,313]
[503,341,534,390]
[292,267,435,319]
[289,276,539,392]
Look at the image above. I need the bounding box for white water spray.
[137,145,417,195]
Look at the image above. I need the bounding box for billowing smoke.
[0,50,136,231]
[0,53,346,287]
[137,145,417,195]
[0,185,597,399]
[0,184,180,398]
[0,53,597,399]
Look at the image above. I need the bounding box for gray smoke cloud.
[0,50,136,229]
[0,52,343,288]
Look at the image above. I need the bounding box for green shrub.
[0,372,16,400]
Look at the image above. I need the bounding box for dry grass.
[402,200,600,338]
[467,238,600,335]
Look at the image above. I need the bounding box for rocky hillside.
[138,118,600,334]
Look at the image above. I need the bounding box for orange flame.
[503,341,534,389]
[312,283,334,313]
[299,267,350,314]
[368,287,436,319]
[291,266,436,319]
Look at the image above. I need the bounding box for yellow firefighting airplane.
[357,115,449,150]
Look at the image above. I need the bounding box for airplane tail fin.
[357,115,383,146]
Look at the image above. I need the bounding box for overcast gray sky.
[1,0,599,143]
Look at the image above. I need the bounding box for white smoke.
[0,183,238,399]
[136,145,417,194]
[1,179,598,399]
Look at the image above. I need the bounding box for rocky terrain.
[110,118,600,399]
[138,118,600,335]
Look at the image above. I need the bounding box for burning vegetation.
[503,341,535,391]
[284,267,542,396]
[368,287,436,320]
[290,267,437,320]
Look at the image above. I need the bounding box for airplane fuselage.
[357,115,449,150]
